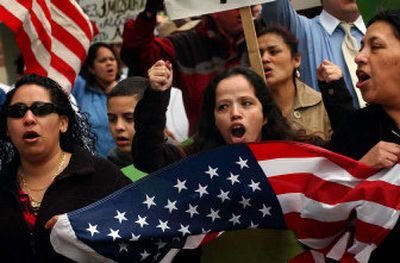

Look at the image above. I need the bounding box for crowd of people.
[0,0,400,262]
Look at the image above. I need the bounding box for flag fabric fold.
[0,0,93,92]
[50,141,400,262]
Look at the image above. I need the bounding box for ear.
[294,54,301,69]
[59,115,69,133]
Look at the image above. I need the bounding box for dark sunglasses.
[6,102,57,118]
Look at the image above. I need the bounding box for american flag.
[0,0,93,92]
[50,141,400,262]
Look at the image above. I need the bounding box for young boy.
[107,77,147,169]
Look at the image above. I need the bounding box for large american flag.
[0,0,93,92]
[50,141,400,262]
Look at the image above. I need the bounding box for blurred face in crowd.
[322,0,359,22]
[211,9,243,38]
[355,21,400,108]
[259,33,300,89]
[6,84,68,159]
[214,74,266,144]
[89,46,118,89]
[107,95,138,156]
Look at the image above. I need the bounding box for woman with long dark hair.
[0,74,130,262]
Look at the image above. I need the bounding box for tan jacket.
[287,79,332,140]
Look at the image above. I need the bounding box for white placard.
[165,0,274,20]
[76,0,146,43]
[292,0,321,10]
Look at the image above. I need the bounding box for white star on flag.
[202,228,211,233]
[195,183,209,198]
[153,253,162,261]
[239,196,252,208]
[227,172,240,185]
[217,189,231,203]
[135,215,149,228]
[129,233,141,241]
[236,156,249,169]
[229,213,241,225]
[173,179,188,193]
[155,239,167,249]
[140,250,150,261]
[142,195,156,209]
[249,221,259,229]
[86,223,99,237]
[114,210,128,224]
[118,242,128,252]
[259,204,272,217]
[178,224,191,236]
[156,219,170,232]
[248,180,262,192]
[107,228,121,241]
[164,199,178,213]
[205,165,219,179]
[185,204,200,218]
[207,208,221,222]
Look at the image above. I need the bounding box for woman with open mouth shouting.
[258,25,332,140]
[131,60,322,262]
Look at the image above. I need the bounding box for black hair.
[187,66,297,154]
[80,42,120,88]
[368,9,400,40]
[107,76,148,102]
[0,74,96,166]
[257,24,299,56]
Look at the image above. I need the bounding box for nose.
[230,104,242,120]
[115,118,125,131]
[22,110,36,126]
[261,51,270,63]
[355,49,366,66]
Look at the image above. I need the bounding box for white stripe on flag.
[50,214,116,263]
[278,193,398,226]
[259,157,363,188]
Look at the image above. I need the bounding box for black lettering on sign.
[79,0,147,42]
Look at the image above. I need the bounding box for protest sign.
[76,0,146,43]
[165,0,274,20]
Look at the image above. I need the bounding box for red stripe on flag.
[269,173,352,205]
[200,232,220,246]
[249,142,378,179]
[52,22,87,64]
[50,54,76,84]
[284,212,349,239]
[355,219,392,245]
[51,0,93,41]
[0,5,23,31]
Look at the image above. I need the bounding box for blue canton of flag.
[51,144,286,262]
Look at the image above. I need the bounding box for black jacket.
[328,104,400,160]
[0,146,131,262]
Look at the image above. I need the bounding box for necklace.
[19,151,66,211]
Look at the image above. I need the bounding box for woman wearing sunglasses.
[0,74,131,262]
